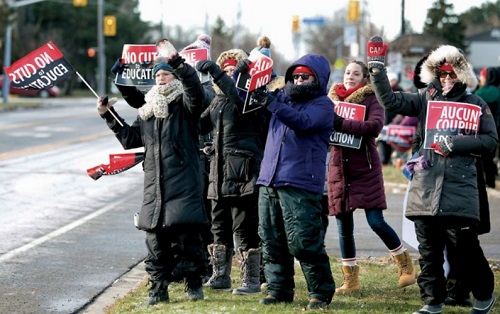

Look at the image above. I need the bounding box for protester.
[368,36,497,314]
[249,54,335,310]
[474,67,500,188]
[110,35,216,283]
[411,53,492,309]
[378,72,401,165]
[195,37,280,295]
[97,47,208,305]
[327,60,416,294]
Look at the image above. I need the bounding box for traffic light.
[73,0,87,7]
[104,15,117,37]
[292,15,300,32]
[348,0,360,22]
[87,48,96,58]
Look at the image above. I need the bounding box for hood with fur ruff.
[420,45,477,90]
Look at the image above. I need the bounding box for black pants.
[210,194,260,251]
[144,225,207,282]
[414,217,494,305]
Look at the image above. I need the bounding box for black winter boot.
[232,247,261,295]
[148,279,169,305]
[203,244,232,291]
[185,276,204,301]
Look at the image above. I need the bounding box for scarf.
[334,84,364,100]
[139,80,183,120]
[284,81,322,101]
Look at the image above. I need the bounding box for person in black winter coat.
[97,50,208,305]
[110,36,217,284]
[368,37,497,314]
[195,37,283,295]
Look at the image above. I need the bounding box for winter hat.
[292,65,314,76]
[420,45,478,89]
[439,62,454,71]
[152,61,174,76]
[182,34,212,57]
[480,67,487,78]
[253,35,272,59]
[215,48,248,70]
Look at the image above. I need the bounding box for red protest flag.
[3,41,75,90]
[87,152,144,180]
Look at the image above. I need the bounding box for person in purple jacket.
[249,54,335,310]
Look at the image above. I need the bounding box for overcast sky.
[138,0,492,60]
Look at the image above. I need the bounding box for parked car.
[0,76,60,98]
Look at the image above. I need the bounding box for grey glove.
[196,60,224,80]
[430,136,454,157]
[367,36,388,71]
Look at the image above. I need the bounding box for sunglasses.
[438,71,457,79]
[292,73,312,80]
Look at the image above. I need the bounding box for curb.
[80,262,147,313]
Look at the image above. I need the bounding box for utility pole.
[2,0,48,103]
[401,0,405,36]
[97,0,105,96]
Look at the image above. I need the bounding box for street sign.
[302,17,325,26]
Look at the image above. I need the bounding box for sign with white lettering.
[329,101,366,149]
[179,48,210,83]
[4,41,75,90]
[115,44,159,86]
[237,50,274,114]
[424,101,481,149]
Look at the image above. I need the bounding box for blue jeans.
[335,209,401,259]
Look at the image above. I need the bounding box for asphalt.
[79,182,500,313]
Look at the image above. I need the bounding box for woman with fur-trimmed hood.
[195,37,284,296]
[327,60,416,295]
[369,40,497,314]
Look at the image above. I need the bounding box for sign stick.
[75,71,123,127]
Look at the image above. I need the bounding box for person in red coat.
[327,60,416,294]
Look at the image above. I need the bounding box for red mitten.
[367,36,388,70]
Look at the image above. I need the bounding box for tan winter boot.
[394,250,416,288]
[335,265,360,294]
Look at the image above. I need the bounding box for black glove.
[367,36,388,71]
[110,58,125,75]
[430,136,454,157]
[168,53,185,69]
[333,112,344,131]
[250,89,275,108]
[96,95,118,117]
[196,60,224,80]
[235,59,251,74]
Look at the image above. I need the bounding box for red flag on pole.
[3,41,75,90]
[87,152,144,180]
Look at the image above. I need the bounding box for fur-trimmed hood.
[328,83,375,104]
[420,45,478,90]
[215,49,248,70]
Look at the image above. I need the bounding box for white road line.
[0,198,127,263]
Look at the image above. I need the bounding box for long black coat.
[200,71,269,200]
[104,63,208,231]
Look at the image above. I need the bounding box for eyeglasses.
[438,71,457,79]
[293,73,312,80]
